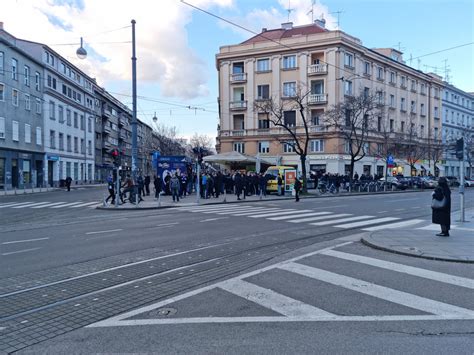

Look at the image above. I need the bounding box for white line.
[310,215,374,226]
[2,247,41,256]
[214,207,268,215]
[232,208,283,216]
[11,202,51,209]
[288,214,351,223]
[199,207,255,214]
[334,217,399,229]
[362,219,424,231]
[85,229,123,235]
[377,211,388,214]
[31,202,66,208]
[320,250,474,290]
[0,202,33,208]
[200,217,229,222]
[249,210,309,218]
[69,201,100,208]
[279,263,474,317]
[267,212,332,221]
[386,198,420,203]
[219,279,333,317]
[50,202,85,208]
[395,208,405,211]
[2,237,49,245]
[178,205,254,212]
[155,223,179,227]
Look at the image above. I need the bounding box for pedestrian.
[137,175,145,200]
[259,173,267,197]
[154,175,162,199]
[105,176,115,204]
[277,174,283,196]
[294,176,302,202]
[234,171,243,200]
[180,173,187,197]
[144,175,151,196]
[65,176,72,192]
[170,173,180,202]
[164,173,171,195]
[432,177,451,237]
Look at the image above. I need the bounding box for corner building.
[216,21,443,176]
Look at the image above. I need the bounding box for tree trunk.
[300,154,308,193]
[349,158,355,181]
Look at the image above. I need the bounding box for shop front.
[0,149,45,190]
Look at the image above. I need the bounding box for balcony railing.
[229,100,247,110]
[310,125,326,132]
[307,64,327,75]
[230,73,247,83]
[308,93,328,105]
[103,125,112,133]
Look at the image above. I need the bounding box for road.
[0,187,473,354]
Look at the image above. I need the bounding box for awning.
[203,151,272,165]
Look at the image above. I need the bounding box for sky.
[2,0,473,143]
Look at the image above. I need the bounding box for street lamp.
[76,37,87,59]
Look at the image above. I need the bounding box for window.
[377,67,384,80]
[50,130,56,149]
[420,103,425,116]
[88,140,92,155]
[80,115,85,130]
[66,109,71,125]
[410,100,416,113]
[344,53,354,67]
[420,83,426,95]
[80,138,85,154]
[283,111,296,127]
[58,105,64,123]
[258,114,270,129]
[258,141,270,153]
[363,87,370,98]
[401,121,405,132]
[233,142,245,153]
[0,117,4,139]
[345,109,352,126]
[434,88,439,98]
[411,80,416,91]
[390,72,396,84]
[283,82,296,97]
[434,127,439,139]
[12,89,19,106]
[88,117,92,133]
[67,135,72,152]
[283,142,295,153]
[36,98,42,114]
[257,84,270,99]
[310,139,324,152]
[25,94,30,110]
[35,72,41,91]
[59,133,64,150]
[24,66,30,86]
[0,52,3,74]
[46,51,55,66]
[434,106,439,118]
[49,101,55,119]
[0,83,4,101]
[390,94,395,108]
[420,125,424,138]
[400,97,406,111]
[12,58,18,80]
[344,80,353,95]
[377,117,382,132]
[376,91,384,104]
[74,137,78,153]
[256,58,270,72]
[282,55,296,69]
[36,127,42,145]
[345,140,351,153]
[25,124,31,143]
[389,119,394,132]
[363,61,370,75]
[401,76,406,88]
[377,143,383,155]
[74,112,78,128]
[12,121,19,141]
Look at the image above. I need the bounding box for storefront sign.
[47,155,60,161]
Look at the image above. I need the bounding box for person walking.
[105,176,115,204]
[294,176,302,202]
[170,173,180,202]
[432,177,451,237]
[144,175,151,196]
[234,171,243,200]
[277,174,283,196]
[137,175,145,200]
[65,176,72,192]
[154,175,162,199]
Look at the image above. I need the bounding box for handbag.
[431,196,446,210]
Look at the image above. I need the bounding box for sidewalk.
[362,209,474,263]
[0,183,105,196]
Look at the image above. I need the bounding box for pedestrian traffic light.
[456,138,464,160]
[111,149,120,166]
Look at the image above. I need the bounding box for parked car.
[422,177,438,188]
[464,178,474,187]
[378,176,407,190]
[445,176,460,187]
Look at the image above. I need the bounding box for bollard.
[223,189,227,203]
[135,190,138,208]
[14,187,17,195]
[158,191,161,207]
[358,186,361,193]
[103,195,107,207]
[23,187,26,194]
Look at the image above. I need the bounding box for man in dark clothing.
[215,172,223,198]
[180,174,187,197]
[137,175,145,200]
[65,176,72,191]
[105,177,115,204]
[294,177,302,202]
[144,175,151,196]
[259,174,267,197]
[154,175,162,199]
[234,172,243,200]
[164,173,171,195]
[432,177,451,236]
[277,174,283,196]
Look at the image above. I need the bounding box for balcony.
[230,73,247,83]
[118,117,128,126]
[103,125,112,134]
[102,141,112,150]
[229,100,247,111]
[308,94,328,105]
[310,125,326,132]
[307,64,327,76]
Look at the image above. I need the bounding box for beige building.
[216,21,443,177]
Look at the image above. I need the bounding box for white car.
[464,179,474,187]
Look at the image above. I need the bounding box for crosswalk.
[0,201,99,210]
[90,242,474,328]
[174,204,430,232]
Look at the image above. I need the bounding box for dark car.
[445,176,460,187]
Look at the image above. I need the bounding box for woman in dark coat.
[432,177,451,237]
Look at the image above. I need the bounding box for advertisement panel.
[284,169,296,193]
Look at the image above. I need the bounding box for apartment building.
[216,21,444,177]
[441,84,474,177]
[0,23,45,190]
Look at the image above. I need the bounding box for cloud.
[1,0,232,100]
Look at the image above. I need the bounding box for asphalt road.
[0,187,473,354]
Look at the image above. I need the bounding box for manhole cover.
[149,307,178,317]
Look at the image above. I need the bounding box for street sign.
[456,138,464,160]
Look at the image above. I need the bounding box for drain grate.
[149,307,177,317]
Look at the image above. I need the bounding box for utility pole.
[131,20,138,196]
[456,138,465,222]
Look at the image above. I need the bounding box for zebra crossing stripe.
[232,208,285,216]
[334,217,399,229]
[218,279,334,317]
[288,213,351,223]
[31,202,66,208]
[362,219,424,231]
[50,202,85,208]
[267,211,332,221]
[320,250,474,290]
[278,262,474,317]
[201,206,260,214]
[215,207,269,215]
[249,210,309,218]
[190,206,254,213]
[178,205,254,212]
[11,202,51,209]
[310,215,375,226]
[69,201,100,208]
[0,202,33,208]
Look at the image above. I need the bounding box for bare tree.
[190,133,214,152]
[394,117,426,176]
[323,90,384,180]
[374,112,399,178]
[254,86,312,192]
[427,136,444,177]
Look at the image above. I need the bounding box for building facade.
[216,21,444,177]
[441,84,474,177]
[0,24,45,190]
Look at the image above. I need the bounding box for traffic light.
[456,138,464,160]
[111,149,121,166]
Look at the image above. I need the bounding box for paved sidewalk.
[362,209,474,263]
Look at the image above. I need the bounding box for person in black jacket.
[234,172,243,200]
[154,175,162,199]
[294,177,302,202]
[144,175,151,196]
[432,177,451,237]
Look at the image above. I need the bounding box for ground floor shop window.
[22,160,31,184]
[363,165,371,176]
[74,162,79,180]
[377,165,384,177]
[66,162,71,178]
[310,164,326,174]
[0,158,5,189]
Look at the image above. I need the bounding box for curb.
[361,236,474,264]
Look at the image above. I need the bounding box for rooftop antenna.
[307,0,316,22]
[286,0,293,22]
[417,58,421,70]
[443,59,451,83]
[409,53,413,67]
[329,10,344,30]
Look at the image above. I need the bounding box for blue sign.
[47,155,60,161]
[387,155,394,165]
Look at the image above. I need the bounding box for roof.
[241,23,328,45]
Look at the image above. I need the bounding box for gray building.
[0,23,45,190]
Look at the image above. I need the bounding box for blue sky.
[3,0,473,141]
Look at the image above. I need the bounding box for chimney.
[261,28,267,33]
[314,16,326,28]
[0,22,4,30]
[281,22,293,30]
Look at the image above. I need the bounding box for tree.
[374,112,399,178]
[323,89,384,180]
[427,136,444,177]
[189,133,214,152]
[394,117,426,176]
[254,86,312,192]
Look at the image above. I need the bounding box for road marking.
[310,215,374,226]
[215,207,268,215]
[320,250,474,290]
[155,222,179,227]
[411,207,421,209]
[11,202,51,209]
[249,210,308,218]
[362,219,424,231]
[231,208,283,216]
[395,208,405,211]
[279,262,474,317]
[289,214,351,223]
[219,279,333,317]
[50,202,85,208]
[267,212,332,221]
[2,237,49,245]
[85,229,123,235]
[177,205,254,212]
[31,202,66,208]
[69,201,100,208]
[386,198,420,203]
[334,217,399,229]
[2,247,41,256]
[0,202,33,208]
[377,211,388,214]
[200,217,229,222]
